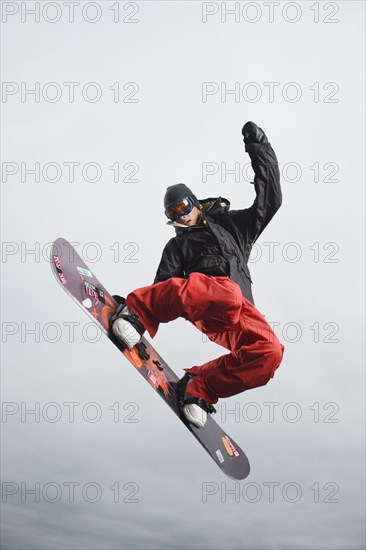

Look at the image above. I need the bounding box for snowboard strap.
[110,297,145,336]
[178,373,217,414]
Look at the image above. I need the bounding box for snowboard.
[51,238,250,480]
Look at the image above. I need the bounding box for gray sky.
[1,1,365,549]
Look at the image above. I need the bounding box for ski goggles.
[164,197,194,222]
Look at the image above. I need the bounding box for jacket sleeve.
[153,237,185,284]
[229,142,282,253]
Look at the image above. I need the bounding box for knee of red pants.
[188,274,242,309]
[249,340,285,388]
[267,340,284,378]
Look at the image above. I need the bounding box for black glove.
[242,121,268,144]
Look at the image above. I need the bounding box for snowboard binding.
[110,295,145,350]
[177,372,216,428]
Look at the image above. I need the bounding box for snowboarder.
[112,121,285,428]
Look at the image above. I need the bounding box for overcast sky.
[1,1,365,549]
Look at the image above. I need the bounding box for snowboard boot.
[241,121,268,145]
[111,295,145,350]
[177,372,216,428]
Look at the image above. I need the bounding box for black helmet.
[164,183,200,209]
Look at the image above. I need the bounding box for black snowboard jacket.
[153,142,282,304]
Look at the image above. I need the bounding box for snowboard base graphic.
[51,238,250,480]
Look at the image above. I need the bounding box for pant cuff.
[125,295,159,338]
[183,367,218,404]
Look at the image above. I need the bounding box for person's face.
[178,206,201,226]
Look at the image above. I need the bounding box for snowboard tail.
[51,238,250,480]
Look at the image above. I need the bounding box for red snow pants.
[126,273,284,404]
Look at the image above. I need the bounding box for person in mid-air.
[112,121,285,428]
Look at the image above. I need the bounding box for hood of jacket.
[166,197,231,234]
